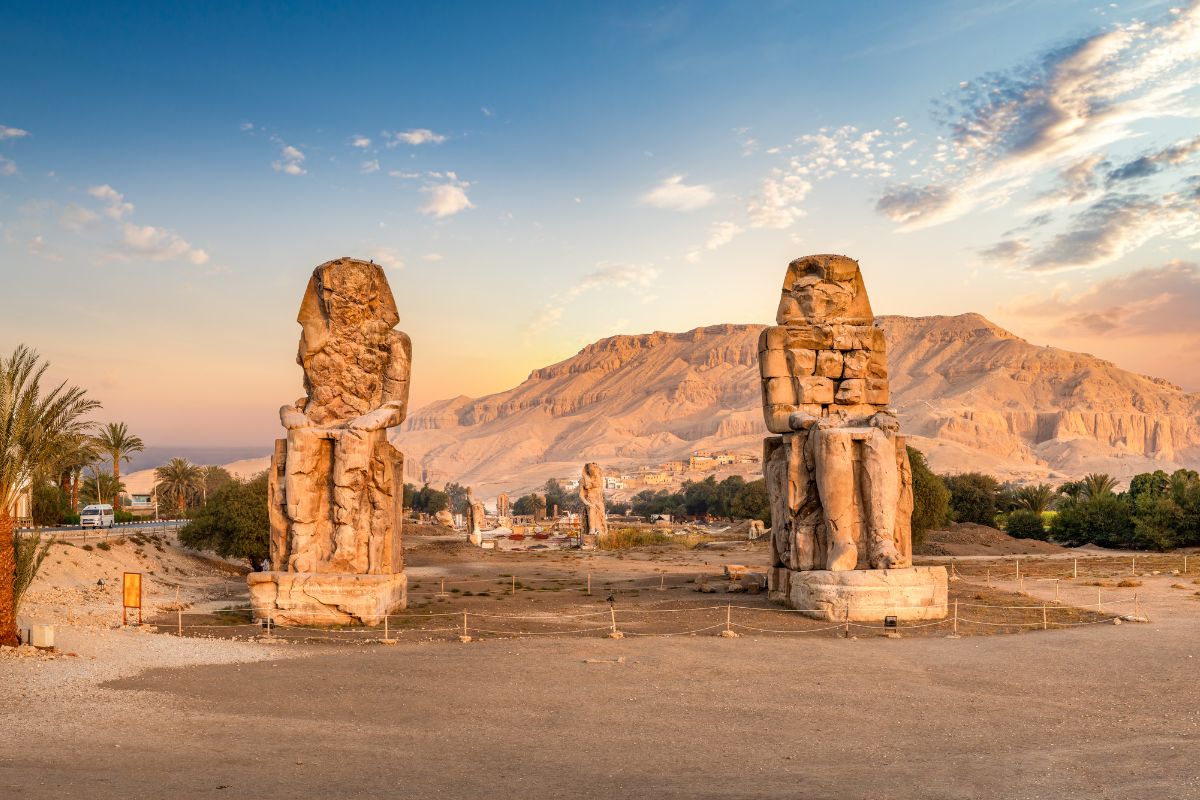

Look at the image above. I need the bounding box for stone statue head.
[776,254,873,325]
[295,257,403,424]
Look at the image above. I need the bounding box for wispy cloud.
[420,173,473,217]
[877,2,1200,231]
[350,135,372,149]
[360,159,380,174]
[1106,134,1200,183]
[0,156,17,177]
[369,247,403,270]
[88,184,134,219]
[530,262,660,333]
[272,143,306,176]
[118,223,209,265]
[1006,260,1200,337]
[686,221,744,262]
[640,175,715,211]
[0,125,30,140]
[384,128,447,147]
[746,169,810,229]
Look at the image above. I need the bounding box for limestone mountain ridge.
[399,314,1200,498]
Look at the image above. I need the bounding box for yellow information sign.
[123,572,142,625]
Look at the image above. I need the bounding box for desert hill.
[399,313,1200,498]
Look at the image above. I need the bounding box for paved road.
[15,520,186,537]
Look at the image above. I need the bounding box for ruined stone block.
[816,350,844,378]
[759,348,790,377]
[764,377,799,406]
[842,350,869,379]
[786,348,816,376]
[865,378,890,405]
[835,378,865,404]
[796,376,834,404]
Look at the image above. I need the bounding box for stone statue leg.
[330,429,371,573]
[811,428,858,571]
[859,428,903,569]
[284,427,324,572]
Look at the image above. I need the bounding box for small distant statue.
[497,492,510,518]
[579,462,607,541]
[465,487,485,545]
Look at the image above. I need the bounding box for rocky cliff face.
[399,315,1200,496]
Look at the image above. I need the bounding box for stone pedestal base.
[248,572,407,626]
[768,566,947,621]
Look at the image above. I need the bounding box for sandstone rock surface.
[400,313,1200,495]
[579,462,607,541]
[251,257,411,626]
[759,255,945,620]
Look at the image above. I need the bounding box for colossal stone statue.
[759,255,946,621]
[249,257,410,625]
[579,462,607,542]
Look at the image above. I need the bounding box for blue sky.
[2,1,1198,446]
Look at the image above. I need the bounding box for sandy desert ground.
[3,527,1199,798]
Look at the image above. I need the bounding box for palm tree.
[56,433,100,513]
[80,466,125,506]
[154,457,203,516]
[1080,473,1119,500]
[1014,483,1057,514]
[1,345,100,646]
[92,422,144,513]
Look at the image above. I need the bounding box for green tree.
[31,480,72,526]
[92,422,144,513]
[543,478,578,516]
[154,457,203,516]
[79,466,124,506]
[0,345,100,646]
[907,447,949,546]
[180,472,269,570]
[1013,483,1057,514]
[415,484,450,514]
[1050,493,1134,548]
[1128,470,1170,501]
[1005,509,1046,540]
[1080,473,1119,500]
[512,493,546,518]
[200,465,234,504]
[444,482,470,515]
[943,472,1000,527]
[56,433,99,513]
[729,478,770,524]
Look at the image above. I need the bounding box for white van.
[80,504,115,529]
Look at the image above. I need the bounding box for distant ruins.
[759,254,946,621]
[249,257,410,625]
[579,462,607,543]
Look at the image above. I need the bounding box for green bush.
[908,447,949,547]
[943,472,1001,526]
[1005,509,1046,540]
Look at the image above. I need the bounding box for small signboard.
[122,572,142,625]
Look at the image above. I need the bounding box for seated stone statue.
[272,257,411,575]
[760,254,913,573]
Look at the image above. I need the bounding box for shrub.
[908,447,949,547]
[943,472,1001,526]
[1005,509,1046,540]
[598,527,672,550]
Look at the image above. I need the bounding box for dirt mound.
[916,523,1069,557]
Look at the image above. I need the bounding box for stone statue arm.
[786,411,822,431]
[280,400,311,430]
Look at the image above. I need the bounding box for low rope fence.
[927,553,1195,585]
[149,593,1144,643]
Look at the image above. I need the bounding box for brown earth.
[916,522,1071,557]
